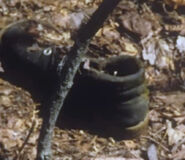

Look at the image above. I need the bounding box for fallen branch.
[36,0,121,159]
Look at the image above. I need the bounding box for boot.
[0,20,60,73]
[70,55,149,138]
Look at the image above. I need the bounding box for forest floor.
[0,0,185,159]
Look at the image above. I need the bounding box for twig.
[14,120,36,160]
[141,135,169,152]
[36,0,122,159]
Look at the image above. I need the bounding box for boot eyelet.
[43,47,52,56]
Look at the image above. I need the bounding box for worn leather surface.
[65,56,149,128]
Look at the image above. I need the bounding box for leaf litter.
[0,0,185,159]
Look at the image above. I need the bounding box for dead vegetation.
[0,0,185,159]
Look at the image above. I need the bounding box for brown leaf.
[123,140,137,149]
[118,11,153,38]
[166,120,185,146]
[142,36,175,70]
[52,11,85,31]
[172,149,185,160]
[0,95,11,107]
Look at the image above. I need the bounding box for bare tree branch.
[36,0,122,159]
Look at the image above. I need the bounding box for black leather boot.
[0,20,61,111]
[0,20,149,138]
[67,55,149,138]
[0,20,60,74]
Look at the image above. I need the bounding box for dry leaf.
[123,140,137,149]
[123,42,138,55]
[0,95,11,107]
[172,149,185,160]
[142,36,174,70]
[176,36,185,53]
[166,120,185,146]
[118,11,153,38]
[88,157,143,160]
[53,12,85,30]
[147,144,158,160]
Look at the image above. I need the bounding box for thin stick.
[36,0,121,159]
[15,120,36,160]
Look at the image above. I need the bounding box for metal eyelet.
[43,47,52,56]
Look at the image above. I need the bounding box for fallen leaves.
[172,149,185,160]
[0,79,41,159]
[166,120,184,145]
[118,11,153,39]
[0,0,185,159]
[164,0,185,8]
[176,36,185,53]
[148,91,185,159]
[52,11,86,31]
[142,36,175,70]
